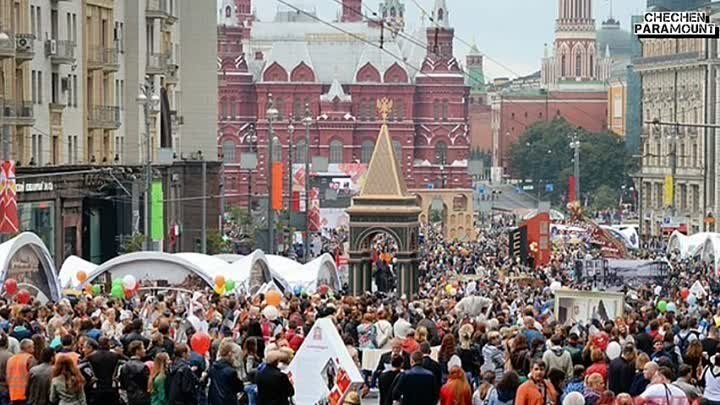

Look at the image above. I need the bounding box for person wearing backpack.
[542,335,573,382]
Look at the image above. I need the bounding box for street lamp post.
[570,135,580,203]
[0,31,7,162]
[302,104,313,263]
[137,78,160,251]
[266,94,279,255]
[287,121,294,254]
[245,126,258,218]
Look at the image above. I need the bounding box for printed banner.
[0,161,19,234]
[663,175,674,207]
[272,162,283,211]
[151,181,164,241]
[568,175,577,202]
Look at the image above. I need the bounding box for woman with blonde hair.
[50,355,86,405]
[440,357,472,405]
[148,352,169,405]
[456,324,481,387]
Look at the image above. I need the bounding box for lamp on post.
[137,79,161,251]
[302,104,313,262]
[287,121,295,254]
[266,94,279,255]
[244,125,258,218]
[569,135,581,204]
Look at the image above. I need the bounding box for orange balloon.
[214,275,225,288]
[77,271,88,283]
[84,284,93,295]
[266,290,282,307]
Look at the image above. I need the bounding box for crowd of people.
[1,214,720,405]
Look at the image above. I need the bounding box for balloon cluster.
[110,275,139,300]
[3,279,30,304]
[213,275,236,295]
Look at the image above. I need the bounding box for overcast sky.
[249,0,645,79]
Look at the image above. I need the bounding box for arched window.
[222,140,236,163]
[435,141,448,164]
[392,140,402,163]
[294,140,307,164]
[293,98,302,120]
[438,8,444,22]
[361,140,374,164]
[561,54,566,77]
[442,99,449,121]
[271,138,282,162]
[390,7,396,17]
[229,98,237,118]
[433,100,440,121]
[576,53,582,77]
[225,6,231,17]
[589,54,594,77]
[330,140,343,164]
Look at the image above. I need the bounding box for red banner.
[0,161,19,234]
[524,212,551,268]
[292,191,300,213]
[568,175,577,202]
[271,162,283,211]
[308,187,321,232]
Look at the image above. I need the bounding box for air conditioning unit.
[16,37,31,51]
[47,39,57,55]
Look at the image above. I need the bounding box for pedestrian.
[378,355,403,405]
[481,331,505,382]
[516,361,557,405]
[584,349,607,386]
[50,354,87,405]
[7,338,36,405]
[148,353,169,405]
[119,341,151,405]
[255,350,294,405]
[607,343,635,395]
[420,342,442,397]
[440,356,472,405]
[87,337,121,405]
[702,354,720,405]
[582,373,603,405]
[542,335,573,381]
[167,344,199,405]
[0,332,14,405]
[392,351,437,405]
[637,366,688,405]
[241,337,260,405]
[208,341,244,405]
[629,359,657,397]
[27,348,54,405]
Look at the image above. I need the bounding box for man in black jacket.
[87,337,121,405]
[208,342,244,405]
[392,352,437,405]
[608,343,637,395]
[378,355,403,405]
[256,350,294,405]
[120,319,150,356]
[419,342,441,402]
[167,344,200,405]
[372,339,410,386]
[119,341,150,405]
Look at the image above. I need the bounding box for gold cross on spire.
[377,97,394,123]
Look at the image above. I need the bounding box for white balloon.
[654,286,663,296]
[122,274,137,291]
[550,281,562,293]
[606,341,621,360]
[262,305,279,321]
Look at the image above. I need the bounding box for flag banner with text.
[272,162,284,211]
[0,161,19,234]
[568,176,577,202]
[663,176,674,207]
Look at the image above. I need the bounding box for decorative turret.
[341,0,362,22]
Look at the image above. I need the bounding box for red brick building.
[216,0,471,208]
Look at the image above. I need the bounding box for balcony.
[146,0,168,19]
[46,40,76,64]
[15,34,35,61]
[146,52,169,75]
[2,100,35,126]
[0,32,14,59]
[88,106,121,129]
[88,47,119,71]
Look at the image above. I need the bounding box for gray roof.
[321,79,352,102]
[597,19,636,59]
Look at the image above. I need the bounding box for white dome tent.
[221,249,289,294]
[173,253,230,280]
[667,231,720,275]
[58,255,98,289]
[84,251,216,287]
[266,253,341,293]
[0,232,61,301]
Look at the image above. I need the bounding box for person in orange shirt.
[516,360,558,405]
[7,339,36,405]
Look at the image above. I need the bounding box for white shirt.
[640,383,689,405]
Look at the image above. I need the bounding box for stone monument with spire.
[346,98,421,297]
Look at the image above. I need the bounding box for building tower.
[427,0,454,60]
[341,0,363,22]
[466,42,487,104]
[379,0,406,32]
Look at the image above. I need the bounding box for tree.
[591,185,619,211]
[118,234,146,254]
[206,230,232,255]
[507,119,630,207]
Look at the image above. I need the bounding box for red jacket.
[586,362,609,385]
[439,383,472,405]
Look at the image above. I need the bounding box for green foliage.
[429,209,443,223]
[591,185,619,211]
[119,234,146,254]
[507,119,630,208]
[206,230,232,255]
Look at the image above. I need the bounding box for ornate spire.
[432,0,449,28]
[358,99,408,198]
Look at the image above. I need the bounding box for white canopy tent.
[0,232,61,301]
[667,231,720,275]
[267,253,341,294]
[58,255,98,288]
